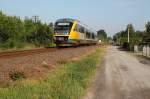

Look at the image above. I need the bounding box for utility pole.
[32,16,39,45]
[32,15,39,23]
[128,25,130,43]
[128,27,130,43]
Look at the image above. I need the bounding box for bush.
[9,71,26,81]
[122,42,129,50]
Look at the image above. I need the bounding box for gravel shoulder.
[0,46,97,85]
[84,46,150,99]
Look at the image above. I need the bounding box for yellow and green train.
[54,18,97,47]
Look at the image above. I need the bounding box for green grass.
[0,48,102,99]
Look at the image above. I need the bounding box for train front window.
[54,22,73,34]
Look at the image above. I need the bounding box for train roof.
[55,18,79,23]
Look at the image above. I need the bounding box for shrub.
[9,71,26,81]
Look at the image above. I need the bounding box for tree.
[0,11,54,49]
[146,22,150,34]
[97,29,107,42]
[113,24,143,50]
[24,18,36,42]
[126,24,135,37]
[144,21,150,42]
[49,22,53,28]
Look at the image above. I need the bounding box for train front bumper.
[54,36,78,45]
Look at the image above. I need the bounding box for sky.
[0,0,150,36]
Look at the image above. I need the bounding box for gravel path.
[0,46,97,84]
[84,46,150,99]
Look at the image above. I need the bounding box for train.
[53,18,97,47]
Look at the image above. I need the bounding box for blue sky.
[0,0,150,36]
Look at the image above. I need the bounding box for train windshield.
[54,22,73,34]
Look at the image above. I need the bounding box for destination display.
[57,23,70,26]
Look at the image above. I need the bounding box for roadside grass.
[0,48,102,99]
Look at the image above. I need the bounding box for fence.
[134,44,150,58]
[142,44,150,58]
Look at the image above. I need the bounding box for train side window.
[80,26,85,33]
[78,25,81,32]
[86,30,91,39]
[74,24,79,32]
[74,24,78,32]
[74,25,78,31]
[92,33,95,39]
[75,24,85,33]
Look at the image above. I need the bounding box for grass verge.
[0,48,102,99]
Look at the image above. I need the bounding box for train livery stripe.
[69,21,79,39]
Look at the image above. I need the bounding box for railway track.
[0,48,58,59]
[0,45,97,59]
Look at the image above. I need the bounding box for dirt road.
[84,46,150,99]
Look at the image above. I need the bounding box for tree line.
[113,22,150,50]
[97,29,108,42]
[0,11,53,49]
